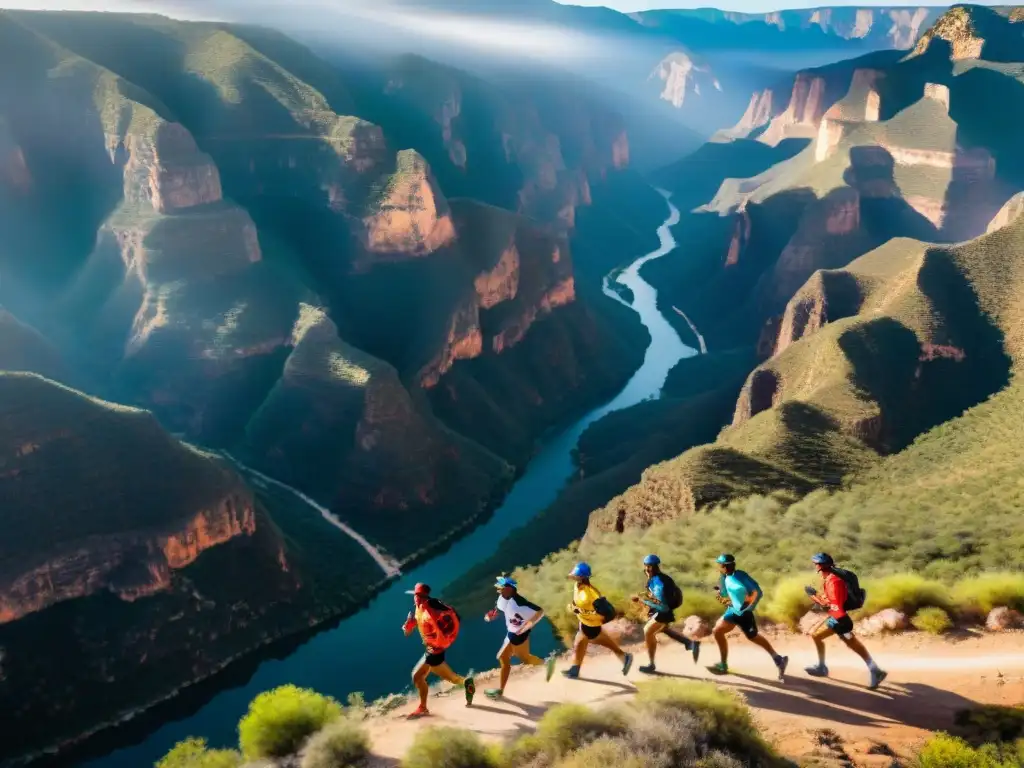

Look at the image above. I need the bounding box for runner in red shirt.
[804,553,887,689]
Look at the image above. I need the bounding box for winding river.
[84,190,698,767]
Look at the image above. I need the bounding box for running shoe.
[407,705,430,719]
[545,653,557,682]
[622,652,634,676]
[464,677,476,706]
[776,655,789,682]
[638,663,657,675]
[562,665,580,679]
[805,664,830,678]
[708,662,729,675]
[484,688,504,700]
[869,668,888,690]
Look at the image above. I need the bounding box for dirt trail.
[363,631,1024,766]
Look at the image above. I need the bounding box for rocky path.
[222,453,403,578]
[362,631,1024,766]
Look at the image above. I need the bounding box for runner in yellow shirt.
[562,562,633,679]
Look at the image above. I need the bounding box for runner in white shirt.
[483,576,557,698]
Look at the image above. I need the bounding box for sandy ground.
[363,630,1024,766]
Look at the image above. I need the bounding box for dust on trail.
[361,631,1024,766]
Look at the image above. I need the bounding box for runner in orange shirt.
[402,583,475,717]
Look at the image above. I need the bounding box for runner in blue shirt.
[632,554,700,673]
[710,554,788,681]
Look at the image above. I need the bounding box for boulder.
[859,608,909,635]
[986,607,1024,632]
[603,618,644,645]
[683,615,712,639]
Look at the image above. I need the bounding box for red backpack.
[421,598,461,650]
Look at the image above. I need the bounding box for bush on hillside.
[955,706,1024,746]
[401,726,501,768]
[761,576,814,628]
[157,738,242,768]
[507,703,630,763]
[632,680,778,765]
[915,733,1024,768]
[953,574,1024,619]
[912,606,954,634]
[300,719,371,768]
[239,685,343,759]
[861,574,952,616]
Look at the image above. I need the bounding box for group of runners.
[401,552,887,717]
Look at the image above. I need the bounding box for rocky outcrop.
[760,74,828,146]
[0,372,257,622]
[419,296,483,388]
[121,122,222,213]
[356,150,458,268]
[725,209,751,267]
[986,192,1024,233]
[0,502,254,623]
[910,6,985,59]
[651,51,721,110]
[986,607,1024,631]
[720,89,775,140]
[815,69,886,161]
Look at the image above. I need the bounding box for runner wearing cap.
[632,554,700,674]
[483,576,557,698]
[709,554,788,680]
[402,583,475,717]
[562,561,633,680]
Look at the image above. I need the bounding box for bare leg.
[592,629,626,661]
[749,634,781,659]
[430,661,465,687]
[644,618,666,665]
[511,637,546,667]
[412,658,431,709]
[497,640,515,691]
[812,624,835,666]
[573,630,590,669]
[713,618,734,665]
[840,635,873,664]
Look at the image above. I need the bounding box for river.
[83,190,698,767]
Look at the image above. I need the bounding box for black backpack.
[832,567,866,611]
[658,573,684,610]
[592,595,616,623]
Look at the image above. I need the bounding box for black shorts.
[507,629,531,646]
[649,611,675,625]
[724,610,758,639]
[423,650,446,667]
[827,615,855,637]
[579,623,602,640]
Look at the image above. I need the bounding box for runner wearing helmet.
[483,576,558,698]
[632,554,700,674]
[402,583,475,717]
[804,553,888,689]
[562,562,633,680]
[709,554,788,680]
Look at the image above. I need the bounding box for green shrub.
[157,738,242,768]
[915,733,1024,768]
[862,574,952,616]
[300,719,371,768]
[955,705,1024,746]
[953,574,1024,618]
[402,727,501,768]
[684,590,727,624]
[912,606,954,634]
[506,703,629,763]
[554,736,649,768]
[632,680,779,765]
[238,685,343,759]
[761,576,814,628]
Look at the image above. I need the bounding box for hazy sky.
[559,0,948,10]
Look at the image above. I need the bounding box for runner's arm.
[739,573,763,613]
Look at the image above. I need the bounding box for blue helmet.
[811,553,834,566]
[570,562,592,578]
[716,553,736,565]
[494,576,518,589]
[643,554,661,566]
